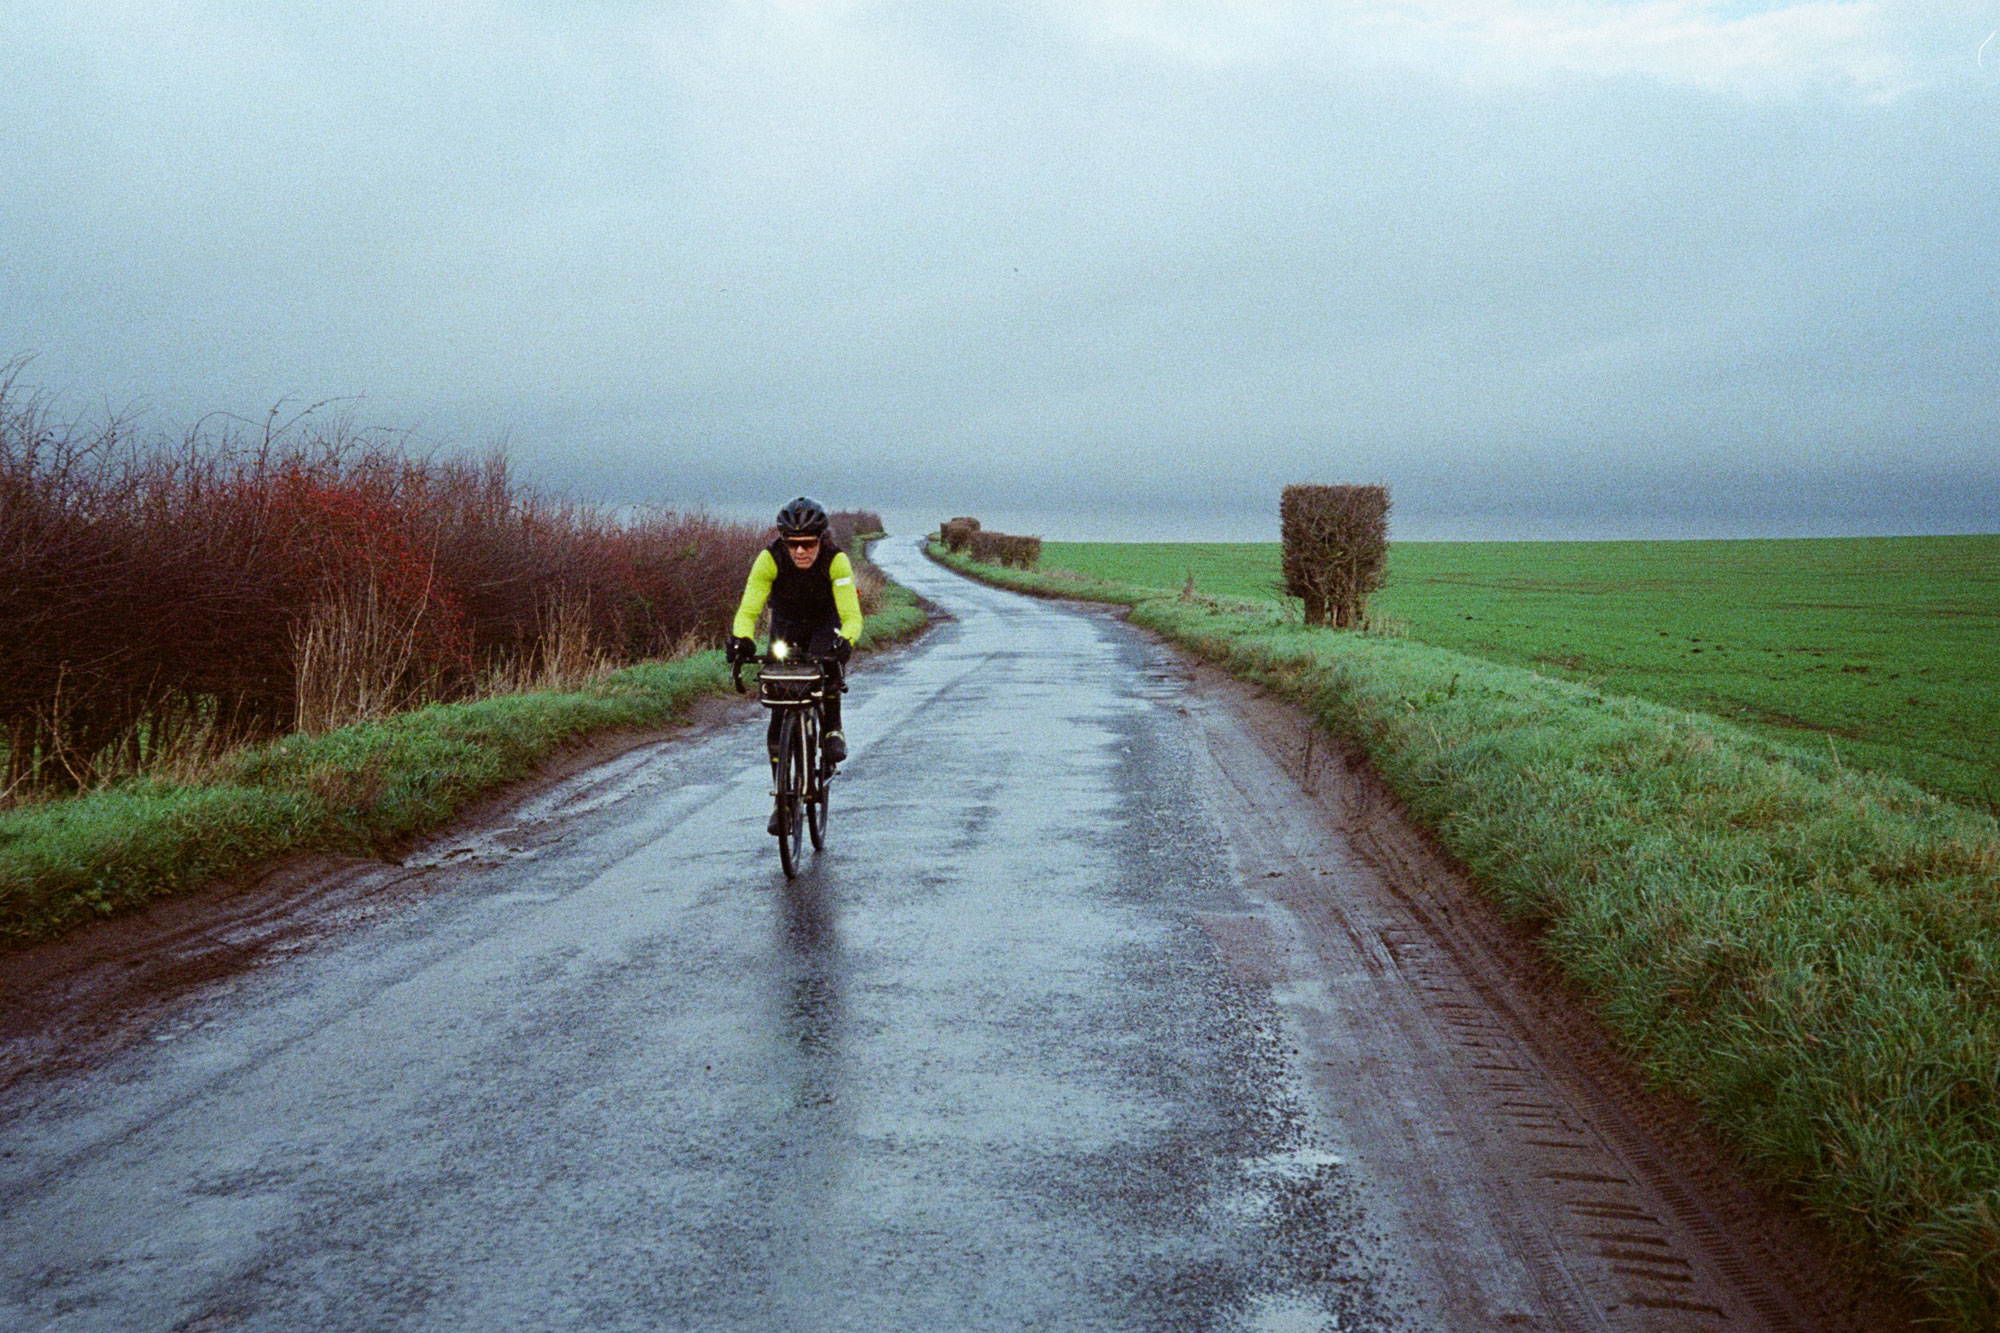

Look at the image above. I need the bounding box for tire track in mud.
[1173,652,1917,1331]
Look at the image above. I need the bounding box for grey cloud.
[3,3,1995,541]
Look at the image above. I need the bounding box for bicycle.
[734,643,837,878]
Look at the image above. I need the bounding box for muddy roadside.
[1155,617,1927,1330]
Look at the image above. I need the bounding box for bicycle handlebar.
[732,651,846,696]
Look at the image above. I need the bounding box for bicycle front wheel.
[806,705,830,851]
[775,709,807,878]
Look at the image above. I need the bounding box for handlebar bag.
[758,665,824,705]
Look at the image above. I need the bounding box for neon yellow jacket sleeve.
[829,551,864,644]
[731,550,778,640]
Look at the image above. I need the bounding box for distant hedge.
[827,509,884,550]
[939,516,981,553]
[941,516,1040,569]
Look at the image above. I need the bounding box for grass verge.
[930,540,2000,1329]
[0,577,925,949]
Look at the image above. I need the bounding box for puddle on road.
[475,891,563,908]
[1219,1140,1352,1228]
[1232,1291,1345,1331]
[1243,1145,1349,1177]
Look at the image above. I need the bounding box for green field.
[1041,536,2000,813]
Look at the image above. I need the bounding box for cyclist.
[726,497,864,805]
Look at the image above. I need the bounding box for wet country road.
[0,538,1877,1331]
[1,538,1393,1331]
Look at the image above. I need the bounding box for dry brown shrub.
[851,558,888,616]
[1281,483,1391,628]
[940,517,980,553]
[828,509,883,551]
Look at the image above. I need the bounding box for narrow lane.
[0,538,1881,1331]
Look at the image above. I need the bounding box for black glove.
[725,636,756,666]
[807,627,849,663]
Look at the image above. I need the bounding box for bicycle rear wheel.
[775,710,807,878]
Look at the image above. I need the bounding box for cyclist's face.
[784,536,819,568]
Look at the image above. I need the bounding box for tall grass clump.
[0,370,767,800]
[931,542,2000,1329]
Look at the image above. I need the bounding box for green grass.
[931,538,2000,1329]
[1038,537,2000,813]
[0,578,927,947]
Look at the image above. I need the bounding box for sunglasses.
[783,537,820,550]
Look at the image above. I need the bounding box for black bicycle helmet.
[775,496,830,537]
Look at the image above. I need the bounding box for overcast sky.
[5,1,1997,540]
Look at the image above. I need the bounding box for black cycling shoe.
[824,731,848,764]
[768,809,783,836]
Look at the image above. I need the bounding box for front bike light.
[771,638,790,661]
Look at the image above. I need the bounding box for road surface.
[0,537,1898,1330]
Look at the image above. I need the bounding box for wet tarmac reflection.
[762,867,855,1323]
[772,866,844,1115]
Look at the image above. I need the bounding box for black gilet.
[765,537,843,630]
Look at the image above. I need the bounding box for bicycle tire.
[775,709,807,878]
[806,702,830,850]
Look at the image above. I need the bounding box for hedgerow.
[0,549,926,945]
[0,372,766,797]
